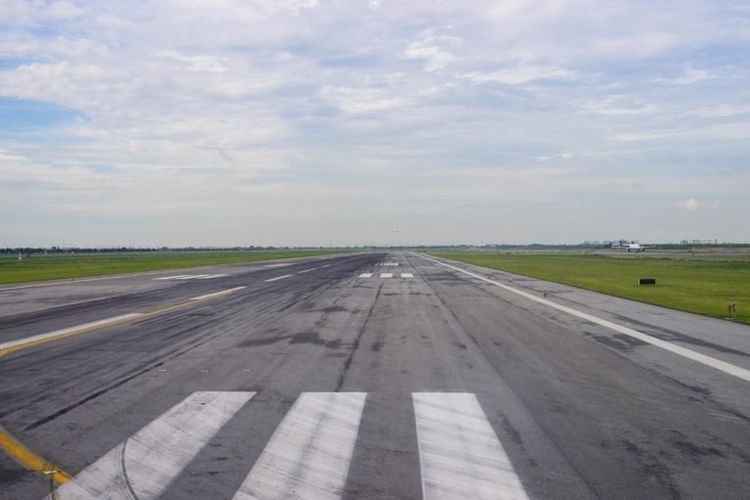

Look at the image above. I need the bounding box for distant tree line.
[1,246,331,255]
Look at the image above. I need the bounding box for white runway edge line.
[47,391,255,500]
[264,274,293,282]
[413,393,529,500]
[233,392,367,500]
[418,254,750,383]
[0,287,245,355]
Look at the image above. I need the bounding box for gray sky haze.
[1,0,749,246]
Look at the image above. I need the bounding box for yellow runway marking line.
[0,314,143,358]
[0,424,71,484]
[0,286,246,358]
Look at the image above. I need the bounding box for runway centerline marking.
[0,286,246,358]
[298,268,317,274]
[233,392,366,500]
[359,273,374,278]
[380,273,393,278]
[418,254,750,383]
[47,391,255,500]
[264,274,293,282]
[401,273,414,278]
[413,393,529,500]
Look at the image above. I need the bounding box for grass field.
[431,252,750,325]
[0,250,347,285]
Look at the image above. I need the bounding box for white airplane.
[611,240,646,252]
[625,242,645,252]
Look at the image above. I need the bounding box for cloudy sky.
[1,0,749,247]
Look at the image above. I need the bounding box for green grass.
[431,252,750,325]
[0,250,348,285]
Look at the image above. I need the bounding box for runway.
[0,251,748,499]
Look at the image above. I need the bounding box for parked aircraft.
[610,240,646,252]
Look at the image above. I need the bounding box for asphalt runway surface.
[0,252,748,499]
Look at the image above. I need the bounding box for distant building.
[682,239,719,245]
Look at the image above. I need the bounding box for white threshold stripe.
[264,274,293,282]
[401,273,414,278]
[359,273,373,278]
[414,393,529,500]
[49,391,255,500]
[233,392,367,500]
[380,273,393,278]
[0,313,143,352]
[419,254,750,383]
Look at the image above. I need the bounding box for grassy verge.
[430,252,750,325]
[0,250,349,285]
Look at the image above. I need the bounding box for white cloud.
[654,66,715,85]
[0,148,27,162]
[676,198,703,212]
[0,0,748,245]
[535,152,575,161]
[155,51,227,73]
[45,1,86,20]
[404,28,461,72]
[590,33,679,59]
[581,98,657,116]
[580,93,662,116]
[321,86,411,114]
[463,65,576,85]
[612,121,750,142]
[691,104,750,118]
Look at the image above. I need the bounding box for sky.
[0,0,749,247]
